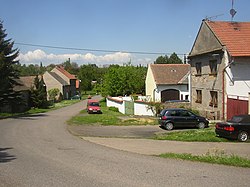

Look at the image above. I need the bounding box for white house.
[145,64,190,102]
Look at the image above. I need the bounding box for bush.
[108,106,119,112]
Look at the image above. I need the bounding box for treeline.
[15,52,183,97]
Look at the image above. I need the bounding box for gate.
[124,101,134,115]
[161,89,180,102]
[227,97,248,120]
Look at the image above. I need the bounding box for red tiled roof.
[150,64,190,85]
[206,21,250,57]
[56,66,76,79]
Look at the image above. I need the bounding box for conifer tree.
[0,20,22,111]
[31,75,48,108]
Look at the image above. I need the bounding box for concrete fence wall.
[106,97,155,116]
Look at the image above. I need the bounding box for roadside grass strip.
[154,127,233,142]
[159,152,250,168]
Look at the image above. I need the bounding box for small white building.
[145,64,190,102]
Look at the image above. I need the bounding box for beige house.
[188,20,250,120]
[43,66,80,100]
[145,64,190,102]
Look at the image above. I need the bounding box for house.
[0,76,35,113]
[145,64,190,102]
[188,20,250,120]
[43,66,79,100]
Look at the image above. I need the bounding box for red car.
[87,100,102,114]
[215,115,250,142]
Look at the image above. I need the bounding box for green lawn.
[159,152,250,168]
[0,99,81,118]
[68,101,158,126]
[153,126,233,142]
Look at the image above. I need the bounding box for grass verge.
[159,152,250,168]
[68,101,158,126]
[0,99,80,118]
[154,127,234,142]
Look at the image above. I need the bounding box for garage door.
[161,89,179,102]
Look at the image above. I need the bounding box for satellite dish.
[230,8,237,18]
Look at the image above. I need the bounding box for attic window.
[195,62,202,75]
[171,69,177,72]
[209,60,217,75]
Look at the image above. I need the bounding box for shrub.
[108,106,119,112]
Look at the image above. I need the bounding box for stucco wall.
[51,68,70,84]
[145,66,157,101]
[43,72,63,98]
[189,51,226,120]
[134,101,154,116]
[225,57,250,98]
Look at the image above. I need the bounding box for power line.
[15,42,186,56]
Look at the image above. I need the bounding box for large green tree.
[154,52,183,64]
[31,75,48,108]
[103,64,146,97]
[0,20,22,110]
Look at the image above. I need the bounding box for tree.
[102,64,147,97]
[48,88,60,102]
[31,75,48,108]
[0,20,22,110]
[154,53,183,64]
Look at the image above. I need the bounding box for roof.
[150,64,190,85]
[47,72,69,85]
[206,21,250,57]
[55,66,76,79]
[14,76,35,91]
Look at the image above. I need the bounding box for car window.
[166,110,180,116]
[230,116,243,123]
[89,102,100,106]
[180,110,190,117]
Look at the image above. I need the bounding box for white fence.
[106,96,155,116]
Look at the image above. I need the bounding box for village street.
[0,99,250,187]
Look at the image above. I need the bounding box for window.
[209,91,218,108]
[195,62,202,75]
[209,60,217,75]
[196,90,202,103]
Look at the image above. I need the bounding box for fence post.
[249,93,250,114]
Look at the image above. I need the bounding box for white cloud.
[17,49,154,66]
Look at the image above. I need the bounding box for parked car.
[158,108,209,130]
[215,115,250,142]
[87,100,102,114]
[71,94,81,100]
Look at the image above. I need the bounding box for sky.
[0,0,250,66]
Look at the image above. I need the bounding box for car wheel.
[165,122,174,130]
[197,122,205,129]
[238,131,248,142]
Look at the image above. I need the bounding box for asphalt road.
[1,99,250,187]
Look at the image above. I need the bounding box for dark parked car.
[215,115,250,142]
[159,108,209,130]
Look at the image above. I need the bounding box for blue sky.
[0,0,250,66]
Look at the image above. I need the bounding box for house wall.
[225,57,250,98]
[145,66,157,101]
[155,84,189,102]
[189,51,226,120]
[43,72,63,98]
[249,93,250,114]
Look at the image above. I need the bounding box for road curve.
[0,99,250,187]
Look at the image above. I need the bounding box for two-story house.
[188,20,250,120]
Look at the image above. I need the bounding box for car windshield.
[89,102,99,106]
[229,116,243,123]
